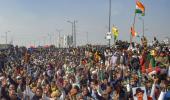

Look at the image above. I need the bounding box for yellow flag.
[112,26,119,40]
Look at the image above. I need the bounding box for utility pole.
[108,0,112,47]
[56,29,62,48]
[73,20,77,47]
[67,20,77,47]
[67,21,74,47]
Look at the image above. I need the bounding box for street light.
[108,0,112,47]
[105,0,112,47]
[67,20,78,47]
[74,20,78,47]
[67,20,74,47]
[56,29,62,48]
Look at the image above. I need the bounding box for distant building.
[59,34,73,48]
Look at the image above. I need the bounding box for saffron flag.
[135,0,145,16]
[131,27,137,37]
[112,26,119,40]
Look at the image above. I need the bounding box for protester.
[0,38,169,100]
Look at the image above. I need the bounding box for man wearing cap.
[134,87,145,100]
[16,75,24,98]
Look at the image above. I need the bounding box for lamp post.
[67,20,77,47]
[108,0,112,47]
[67,21,74,47]
[73,20,78,47]
[56,29,62,48]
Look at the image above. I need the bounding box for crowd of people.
[0,38,170,100]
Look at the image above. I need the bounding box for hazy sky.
[0,0,169,47]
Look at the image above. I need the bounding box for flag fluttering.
[131,27,137,37]
[112,26,119,41]
[135,0,145,16]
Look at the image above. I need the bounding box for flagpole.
[130,12,136,47]
[139,17,144,37]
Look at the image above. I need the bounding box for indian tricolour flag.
[135,0,145,16]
